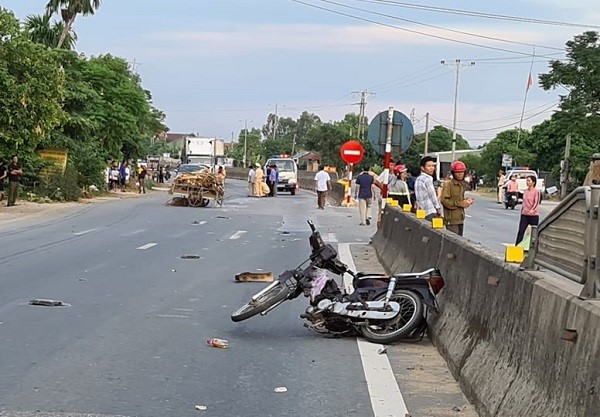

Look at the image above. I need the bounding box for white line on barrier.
[338,243,410,417]
[137,243,157,250]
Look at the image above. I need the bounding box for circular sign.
[340,140,364,164]
[367,110,414,156]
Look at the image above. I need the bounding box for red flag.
[526,73,533,91]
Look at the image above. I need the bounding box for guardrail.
[523,185,600,298]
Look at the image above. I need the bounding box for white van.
[265,158,298,195]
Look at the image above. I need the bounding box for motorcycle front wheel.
[231,281,290,322]
[360,290,424,344]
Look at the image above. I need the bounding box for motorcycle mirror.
[307,220,316,232]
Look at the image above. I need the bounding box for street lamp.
[239,119,252,167]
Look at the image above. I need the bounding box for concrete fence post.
[581,185,600,299]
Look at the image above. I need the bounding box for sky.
[3,0,600,148]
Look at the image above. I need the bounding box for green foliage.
[478,129,536,179]
[0,9,66,156]
[23,13,76,49]
[32,163,80,201]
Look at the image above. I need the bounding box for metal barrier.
[524,185,600,299]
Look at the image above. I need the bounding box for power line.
[429,101,558,132]
[289,0,554,57]
[363,0,600,29]
[316,0,563,51]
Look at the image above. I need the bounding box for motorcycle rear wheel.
[360,290,424,344]
[231,282,290,322]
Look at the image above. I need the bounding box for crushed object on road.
[274,387,288,393]
[29,299,66,307]
[195,404,207,411]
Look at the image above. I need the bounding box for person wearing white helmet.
[440,160,474,236]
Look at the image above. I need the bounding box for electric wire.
[289,0,556,57]
[363,0,600,29]
[317,0,563,51]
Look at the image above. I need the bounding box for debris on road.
[234,271,274,283]
[195,404,207,411]
[206,338,229,349]
[29,299,66,307]
[274,387,288,393]
[181,254,201,259]
[377,347,387,355]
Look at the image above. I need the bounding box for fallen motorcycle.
[231,220,445,344]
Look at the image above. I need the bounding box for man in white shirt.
[247,165,256,196]
[414,156,442,220]
[314,165,331,210]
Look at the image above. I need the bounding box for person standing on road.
[373,161,396,229]
[414,156,442,220]
[138,164,147,194]
[441,161,474,236]
[515,175,541,245]
[7,155,23,207]
[314,165,331,209]
[0,159,7,202]
[388,164,411,207]
[247,164,255,196]
[254,163,265,197]
[270,164,278,197]
[354,165,374,225]
[497,170,506,203]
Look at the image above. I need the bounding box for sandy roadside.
[0,187,170,227]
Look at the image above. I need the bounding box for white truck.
[504,169,545,197]
[184,137,225,169]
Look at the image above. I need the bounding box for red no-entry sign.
[340,140,364,164]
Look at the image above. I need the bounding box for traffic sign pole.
[340,141,364,208]
[381,107,394,201]
[345,163,354,205]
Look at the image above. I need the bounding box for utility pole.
[424,112,430,154]
[560,134,572,198]
[352,90,375,141]
[291,133,296,157]
[240,119,251,167]
[272,103,278,141]
[441,59,475,161]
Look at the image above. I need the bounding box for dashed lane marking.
[73,228,98,236]
[121,229,146,236]
[229,230,247,240]
[137,243,157,250]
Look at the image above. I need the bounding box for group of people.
[352,156,540,245]
[106,161,131,192]
[0,155,23,207]
[247,163,279,197]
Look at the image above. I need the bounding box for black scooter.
[231,221,444,344]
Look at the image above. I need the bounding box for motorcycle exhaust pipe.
[383,276,397,306]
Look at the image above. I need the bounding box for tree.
[479,129,536,179]
[45,0,101,48]
[23,13,76,49]
[0,8,65,157]
[537,31,600,184]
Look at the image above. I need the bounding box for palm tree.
[45,0,101,48]
[24,13,77,49]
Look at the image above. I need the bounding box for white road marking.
[324,232,338,243]
[73,228,98,236]
[155,314,188,319]
[338,243,410,417]
[229,230,247,240]
[137,243,157,250]
[121,229,146,236]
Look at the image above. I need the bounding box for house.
[293,151,321,171]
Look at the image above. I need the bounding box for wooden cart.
[169,183,224,207]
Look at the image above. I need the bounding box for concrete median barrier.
[371,207,600,417]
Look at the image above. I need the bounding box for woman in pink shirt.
[515,175,541,244]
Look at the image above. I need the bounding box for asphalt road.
[462,191,557,254]
[0,183,384,417]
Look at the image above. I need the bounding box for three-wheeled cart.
[169,183,224,207]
